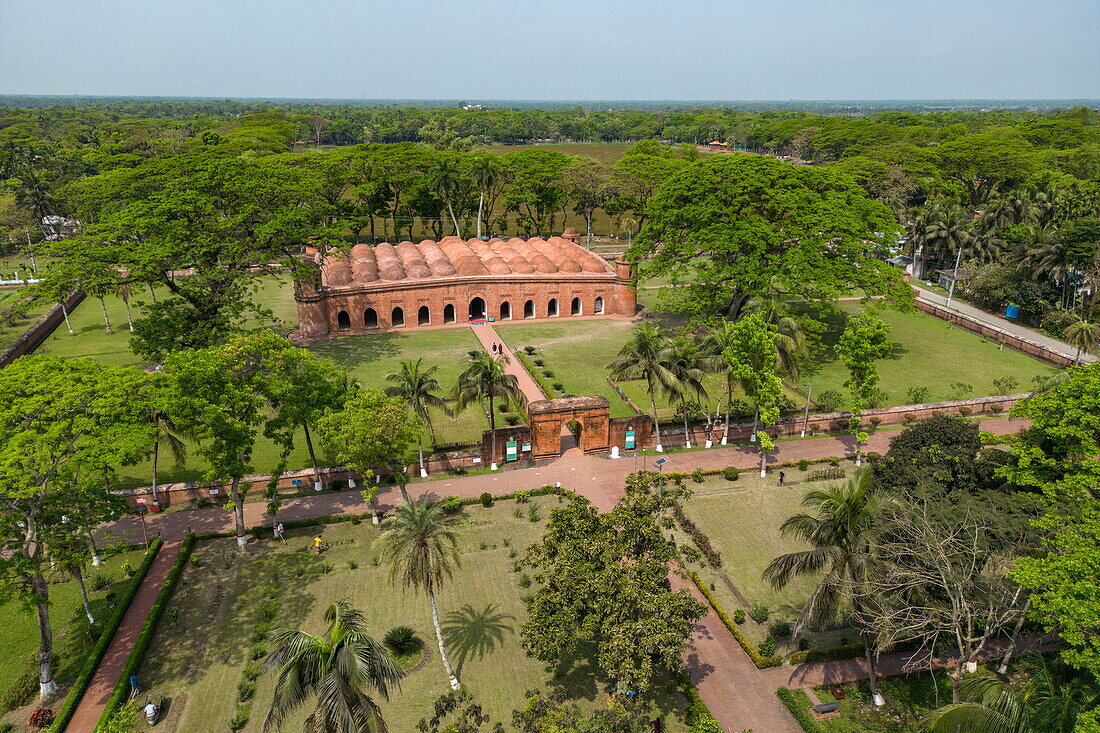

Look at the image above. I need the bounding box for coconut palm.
[116,280,135,332]
[428,158,464,236]
[385,358,450,477]
[922,656,1100,733]
[453,351,525,469]
[608,323,682,452]
[1064,316,1100,364]
[262,600,402,733]
[741,295,809,380]
[762,467,888,704]
[375,497,463,691]
[667,336,707,448]
[149,405,187,505]
[922,203,976,277]
[702,321,740,445]
[469,154,500,239]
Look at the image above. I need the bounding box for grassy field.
[139,503,690,732]
[0,548,147,720]
[0,288,52,351]
[800,301,1056,406]
[684,465,858,653]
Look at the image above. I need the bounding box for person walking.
[779,470,786,485]
[274,521,286,544]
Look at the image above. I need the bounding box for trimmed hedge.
[48,538,164,733]
[674,669,723,733]
[96,533,196,728]
[515,352,553,398]
[673,503,722,568]
[690,572,783,669]
[776,687,823,733]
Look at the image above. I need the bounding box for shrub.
[89,572,111,591]
[0,722,14,733]
[951,381,973,399]
[542,369,554,378]
[759,636,776,656]
[807,467,845,482]
[440,496,463,515]
[865,388,888,409]
[228,711,250,731]
[504,413,520,426]
[551,382,564,391]
[776,688,823,732]
[691,468,705,484]
[524,346,536,355]
[797,459,809,471]
[769,620,792,639]
[798,638,810,651]
[723,467,740,482]
[749,603,770,624]
[189,555,200,567]
[242,662,262,682]
[0,662,36,713]
[733,609,746,624]
[907,386,931,404]
[533,359,544,366]
[673,503,722,568]
[497,402,509,413]
[993,376,1018,394]
[815,389,844,412]
[690,718,724,733]
[121,562,135,578]
[527,504,540,523]
[474,491,492,507]
[383,626,424,656]
[27,708,55,729]
[518,573,532,588]
[249,643,267,661]
[237,681,255,703]
[869,416,882,428]
[513,489,530,503]
[958,406,973,417]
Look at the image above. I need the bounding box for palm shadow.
[441,603,515,674]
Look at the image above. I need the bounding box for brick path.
[86,416,1028,732]
[469,322,546,404]
[64,541,181,732]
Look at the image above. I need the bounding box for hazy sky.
[2,0,1097,100]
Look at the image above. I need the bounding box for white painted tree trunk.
[430,590,460,690]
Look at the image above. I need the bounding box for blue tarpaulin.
[1005,305,1020,318]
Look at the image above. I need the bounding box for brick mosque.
[293,231,636,338]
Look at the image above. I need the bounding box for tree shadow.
[441,603,515,674]
[306,332,403,372]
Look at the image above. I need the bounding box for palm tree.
[741,295,809,380]
[149,406,187,506]
[385,358,450,478]
[922,203,976,279]
[429,159,463,236]
[116,281,135,332]
[1063,316,1099,364]
[608,323,682,452]
[375,498,463,691]
[263,600,402,733]
[762,467,888,705]
[702,321,739,445]
[469,155,500,239]
[453,351,525,470]
[922,656,1100,733]
[667,337,707,448]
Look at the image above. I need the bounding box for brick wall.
[0,290,86,368]
[914,299,1074,368]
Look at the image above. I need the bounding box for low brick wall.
[0,289,85,368]
[915,299,1075,368]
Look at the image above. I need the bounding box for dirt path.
[64,541,181,732]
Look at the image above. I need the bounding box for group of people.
[490,342,505,355]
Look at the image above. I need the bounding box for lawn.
[799,301,1056,406]
[0,288,52,351]
[799,671,955,732]
[32,279,491,487]
[138,502,690,732]
[0,548,147,722]
[683,464,861,653]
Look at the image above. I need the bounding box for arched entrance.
[523,300,535,319]
[547,298,559,317]
[594,297,604,314]
[418,306,430,326]
[528,396,611,460]
[570,297,582,316]
[444,304,456,323]
[469,297,486,320]
[391,307,405,327]
[499,301,511,320]
[364,308,378,329]
[337,311,351,332]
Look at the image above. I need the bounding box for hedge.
[673,503,722,567]
[96,533,196,728]
[47,538,164,733]
[776,687,823,733]
[689,572,783,669]
[514,352,554,398]
[789,642,867,665]
[674,669,723,733]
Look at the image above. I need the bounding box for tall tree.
[562,156,613,246]
[724,313,784,476]
[263,600,403,733]
[521,472,706,694]
[702,321,740,445]
[608,323,682,453]
[632,154,911,320]
[429,157,466,236]
[468,154,502,239]
[385,358,449,478]
[835,313,893,466]
[741,295,810,380]
[317,388,420,521]
[1064,316,1100,364]
[762,467,888,705]
[453,352,525,470]
[936,134,1039,206]
[0,356,153,697]
[375,497,464,691]
[666,336,707,448]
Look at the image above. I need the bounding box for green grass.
[684,465,859,653]
[0,289,52,351]
[799,302,1056,406]
[138,504,689,732]
[810,672,955,732]
[0,549,146,712]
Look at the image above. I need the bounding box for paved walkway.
[65,541,181,732]
[469,322,546,403]
[85,416,1029,731]
[913,285,1095,363]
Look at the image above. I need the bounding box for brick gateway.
[294,233,636,338]
[528,396,612,460]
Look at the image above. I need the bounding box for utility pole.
[945,247,963,309]
[800,383,813,438]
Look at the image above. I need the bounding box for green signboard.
[625,428,635,450]
[506,439,518,461]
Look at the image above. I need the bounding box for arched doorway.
[499,301,511,320]
[337,310,351,332]
[547,298,559,317]
[444,304,456,324]
[523,300,535,319]
[391,307,405,327]
[418,306,430,326]
[570,297,582,316]
[528,396,612,460]
[469,297,486,320]
[594,297,604,314]
[364,308,378,329]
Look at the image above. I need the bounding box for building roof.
[313,236,615,289]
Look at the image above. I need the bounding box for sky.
[1,0,1098,101]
